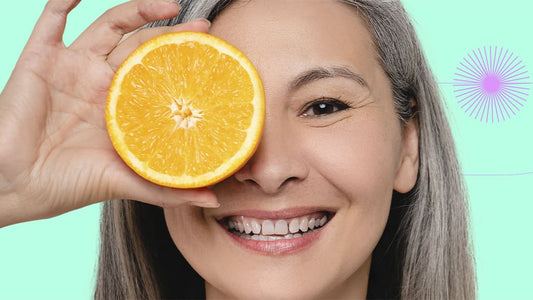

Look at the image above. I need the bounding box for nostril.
[241,177,298,193]
[283,177,299,185]
[232,150,309,193]
[244,178,259,187]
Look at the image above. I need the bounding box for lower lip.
[221,225,325,256]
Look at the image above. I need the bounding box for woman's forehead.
[209,0,383,93]
[211,0,372,48]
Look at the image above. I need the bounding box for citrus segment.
[106,32,264,188]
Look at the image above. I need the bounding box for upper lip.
[213,206,337,221]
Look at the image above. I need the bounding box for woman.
[0,0,476,299]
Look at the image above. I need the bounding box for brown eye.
[301,98,351,117]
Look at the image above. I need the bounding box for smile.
[218,210,335,255]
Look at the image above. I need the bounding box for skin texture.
[164,0,419,299]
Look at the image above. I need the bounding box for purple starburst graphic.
[453,46,532,123]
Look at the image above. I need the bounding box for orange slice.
[106,32,265,188]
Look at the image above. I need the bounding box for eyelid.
[299,97,353,117]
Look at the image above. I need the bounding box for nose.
[233,120,309,195]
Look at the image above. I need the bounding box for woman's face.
[164,0,419,299]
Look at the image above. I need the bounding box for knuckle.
[44,0,80,16]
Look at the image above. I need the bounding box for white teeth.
[300,217,309,232]
[308,218,315,230]
[289,218,300,233]
[320,215,327,226]
[262,220,275,235]
[244,220,252,234]
[227,213,331,238]
[251,220,261,234]
[251,234,265,241]
[274,220,288,235]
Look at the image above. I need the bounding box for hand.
[0,0,218,227]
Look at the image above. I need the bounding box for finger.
[108,166,219,208]
[70,0,181,56]
[107,19,211,72]
[29,0,81,45]
[131,184,220,209]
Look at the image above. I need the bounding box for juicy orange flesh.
[116,41,254,177]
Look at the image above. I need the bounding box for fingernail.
[164,0,181,9]
[188,201,220,208]
[191,18,211,28]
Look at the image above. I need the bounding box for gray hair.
[339,1,477,299]
[96,1,476,299]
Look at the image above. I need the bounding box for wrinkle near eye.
[301,113,353,128]
[287,76,376,128]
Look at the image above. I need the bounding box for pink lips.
[223,226,324,255]
[216,207,334,255]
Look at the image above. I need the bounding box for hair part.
[96,1,476,299]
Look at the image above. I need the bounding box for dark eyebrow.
[289,66,369,92]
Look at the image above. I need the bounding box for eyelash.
[300,97,352,117]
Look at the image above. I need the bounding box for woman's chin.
[203,254,372,300]
[205,275,331,300]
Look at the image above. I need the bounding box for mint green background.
[1,1,532,299]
